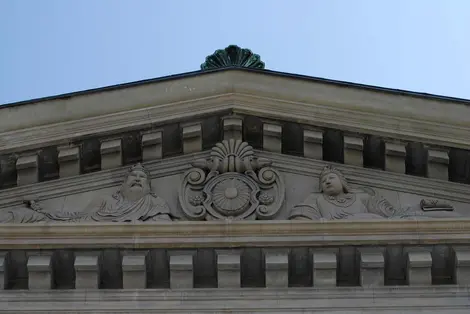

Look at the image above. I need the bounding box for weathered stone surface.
[265,251,288,288]
[141,131,162,161]
[344,134,364,167]
[223,115,243,141]
[74,254,99,289]
[182,122,202,154]
[16,153,38,186]
[407,251,432,285]
[454,247,470,285]
[303,129,323,160]
[169,254,193,289]
[428,147,449,181]
[359,248,385,287]
[0,252,5,290]
[217,250,241,288]
[100,138,122,170]
[57,145,80,178]
[313,251,337,287]
[122,253,147,289]
[263,123,282,153]
[27,255,52,289]
[385,142,406,174]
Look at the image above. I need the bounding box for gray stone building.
[1,45,470,313]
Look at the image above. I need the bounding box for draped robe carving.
[0,164,172,223]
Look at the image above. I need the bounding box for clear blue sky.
[1,0,469,104]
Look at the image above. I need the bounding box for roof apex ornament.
[200,45,265,70]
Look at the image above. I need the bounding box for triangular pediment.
[0,145,468,223]
[1,68,470,223]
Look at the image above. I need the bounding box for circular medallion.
[212,177,252,216]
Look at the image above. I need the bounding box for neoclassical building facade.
[1,46,470,313]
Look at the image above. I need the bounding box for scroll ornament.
[179,139,285,220]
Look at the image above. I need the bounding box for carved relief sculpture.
[179,139,285,220]
[0,163,173,223]
[288,165,461,221]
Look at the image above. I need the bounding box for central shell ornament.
[179,139,285,220]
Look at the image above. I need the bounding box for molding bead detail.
[179,139,285,220]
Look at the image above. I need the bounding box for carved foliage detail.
[179,139,285,220]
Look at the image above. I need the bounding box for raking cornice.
[1,70,470,154]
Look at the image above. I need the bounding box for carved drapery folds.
[0,163,173,223]
[179,139,285,220]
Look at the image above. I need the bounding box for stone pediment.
[0,141,469,223]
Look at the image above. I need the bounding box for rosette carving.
[179,139,285,220]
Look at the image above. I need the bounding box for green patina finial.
[201,45,265,70]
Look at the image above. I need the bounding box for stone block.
[313,252,337,287]
[385,142,406,174]
[265,252,288,288]
[169,254,193,289]
[182,123,202,154]
[303,129,323,160]
[359,249,385,287]
[141,131,162,161]
[407,251,432,285]
[223,115,243,141]
[217,251,241,288]
[0,253,5,290]
[122,254,147,289]
[344,134,364,167]
[74,254,99,289]
[57,145,80,178]
[263,123,282,153]
[427,147,449,181]
[100,138,122,170]
[454,247,470,285]
[27,255,52,289]
[16,153,38,185]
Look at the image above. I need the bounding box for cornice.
[1,287,469,312]
[1,219,470,249]
[1,71,470,154]
[1,150,469,209]
[0,94,234,154]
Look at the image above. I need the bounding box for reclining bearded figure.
[0,163,173,223]
[288,165,461,221]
